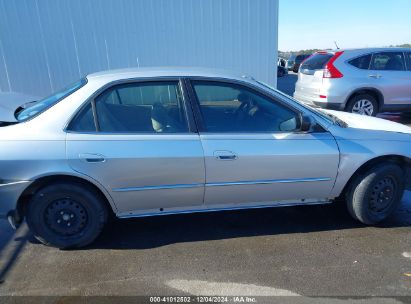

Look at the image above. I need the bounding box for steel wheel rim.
[369,176,397,214]
[44,198,88,237]
[352,99,374,116]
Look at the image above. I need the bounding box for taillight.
[323,51,344,78]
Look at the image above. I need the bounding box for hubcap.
[369,176,396,214]
[44,198,88,236]
[352,99,374,116]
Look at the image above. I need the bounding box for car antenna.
[334,41,340,49]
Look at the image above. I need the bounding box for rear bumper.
[312,101,345,111]
[293,92,345,111]
[0,180,31,219]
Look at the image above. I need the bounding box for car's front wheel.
[346,94,379,116]
[26,182,108,249]
[346,163,404,225]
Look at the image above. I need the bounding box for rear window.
[348,54,371,70]
[16,78,87,122]
[300,53,333,72]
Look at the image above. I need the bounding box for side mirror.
[300,114,313,132]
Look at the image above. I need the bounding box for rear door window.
[348,54,372,70]
[406,52,411,71]
[69,81,190,133]
[95,82,189,133]
[69,102,96,132]
[370,52,406,71]
[300,53,333,73]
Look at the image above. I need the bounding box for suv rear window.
[348,54,371,70]
[300,53,333,72]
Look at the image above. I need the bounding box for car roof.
[87,67,255,83]
[318,47,411,53]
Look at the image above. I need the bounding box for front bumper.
[0,180,31,219]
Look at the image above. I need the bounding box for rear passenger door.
[369,52,411,106]
[66,80,205,216]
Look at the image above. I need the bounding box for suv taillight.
[323,51,344,78]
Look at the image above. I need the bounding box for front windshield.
[16,78,87,122]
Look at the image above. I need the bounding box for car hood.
[323,110,411,135]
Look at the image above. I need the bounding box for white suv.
[293,48,411,116]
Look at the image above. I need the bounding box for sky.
[279,0,411,51]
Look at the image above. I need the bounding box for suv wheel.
[346,163,404,225]
[26,182,108,249]
[346,94,379,116]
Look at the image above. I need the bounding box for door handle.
[79,153,106,163]
[368,74,382,79]
[214,151,238,161]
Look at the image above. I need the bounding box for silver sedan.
[1,67,410,248]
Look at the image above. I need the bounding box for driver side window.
[191,81,299,133]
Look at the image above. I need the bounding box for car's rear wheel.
[346,94,378,116]
[26,182,108,249]
[346,163,404,225]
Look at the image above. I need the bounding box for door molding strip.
[112,177,331,192]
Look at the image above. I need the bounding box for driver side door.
[187,79,340,208]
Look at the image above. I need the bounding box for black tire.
[346,94,379,116]
[26,182,108,249]
[346,163,404,225]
